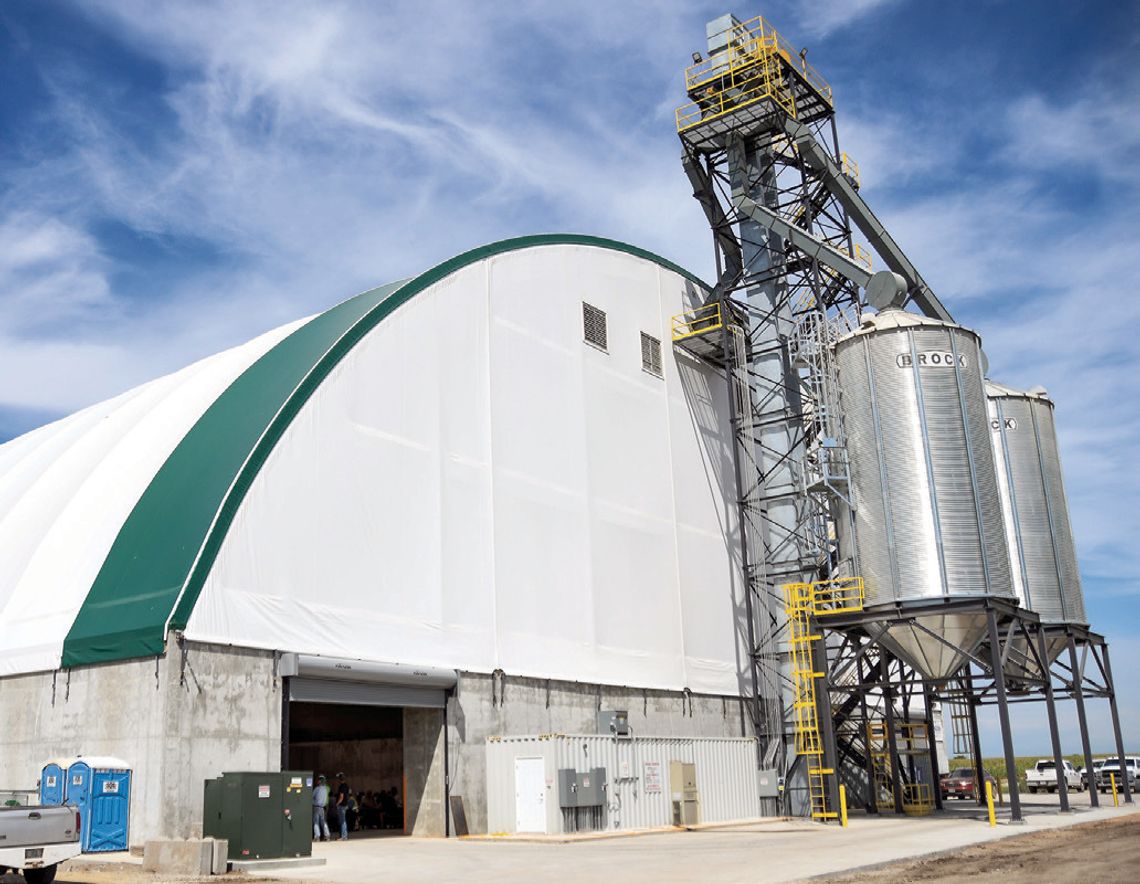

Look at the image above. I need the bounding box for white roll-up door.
[281,653,456,709]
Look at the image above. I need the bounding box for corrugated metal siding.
[486,734,762,834]
[836,321,1012,604]
[987,388,1086,626]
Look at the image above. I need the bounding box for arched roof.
[0,235,706,671]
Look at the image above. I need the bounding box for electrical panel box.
[577,768,606,806]
[757,768,780,798]
[203,771,313,861]
[597,710,630,736]
[557,768,579,808]
[557,768,607,808]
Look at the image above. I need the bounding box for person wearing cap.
[334,772,350,841]
[312,775,331,841]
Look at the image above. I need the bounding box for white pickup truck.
[0,804,82,883]
[1026,759,1082,793]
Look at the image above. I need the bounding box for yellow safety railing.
[676,49,795,132]
[840,152,861,188]
[671,302,724,342]
[853,243,873,271]
[810,577,865,615]
[902,783,935,816]
[684,15,833,102]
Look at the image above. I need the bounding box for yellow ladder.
[784,577,864,821]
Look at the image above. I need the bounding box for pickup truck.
[1097,757,1138,793]
[0,804,82,884]
[1025,759,1082,793]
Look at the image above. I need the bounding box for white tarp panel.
[186,245,748,695]
[0,318,311,675]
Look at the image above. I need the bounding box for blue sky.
[1,0,1137,756]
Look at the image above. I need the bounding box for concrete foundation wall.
[0,639,281,846]
[404,708,445,836]
[0,644,751,843]
[447,672,752,835]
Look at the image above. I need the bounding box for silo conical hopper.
[982,381,1088,684]
[835,309,1015,681]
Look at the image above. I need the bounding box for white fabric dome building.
[0,237,757,842]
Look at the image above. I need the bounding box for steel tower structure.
[672,13,867,818]
[671,11,1133,825]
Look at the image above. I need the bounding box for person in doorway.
[334,772,350,840]
[312,775,330,841]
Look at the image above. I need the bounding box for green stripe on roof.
[61,234,708,667]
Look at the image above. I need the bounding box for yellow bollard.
[839,784,848,828]
[985,780,996,827]
[1111,773,1119,807]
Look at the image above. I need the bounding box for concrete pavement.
[244,792,1139,884]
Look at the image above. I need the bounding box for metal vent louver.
[641,332,662,376]
[582,302,608,351]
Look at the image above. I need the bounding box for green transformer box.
[203,771,313,860]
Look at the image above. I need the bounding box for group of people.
[312,772,403,841]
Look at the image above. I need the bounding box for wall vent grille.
[583,302,608,351]
[641,333,663,376]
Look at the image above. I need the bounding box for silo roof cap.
[837,307,978,344]
[985,379,1053,402]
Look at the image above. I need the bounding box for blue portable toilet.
[65,757,131,852]
[39,757,77,806]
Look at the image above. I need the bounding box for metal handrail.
[670,302,724,341]
[683,15,833,101]
[676,56,796,132]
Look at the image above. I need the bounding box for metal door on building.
[514,757,546,833]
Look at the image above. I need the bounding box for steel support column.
[987,609,1023,822]
[1068,634,1099,809]
[1036,628,1070,812]
[923,685,944,811]
[1101,642,1134,804]
[858,657,879,814]
[881,653,904,814]
[967,689,987,809]
[810,616,842,819]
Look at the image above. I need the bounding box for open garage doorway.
[280,654,452,838]
[287,702,407,836]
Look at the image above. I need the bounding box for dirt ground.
[825,814,1138,883]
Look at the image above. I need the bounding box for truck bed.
[0,805,80,849]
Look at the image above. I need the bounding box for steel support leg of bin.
[1068,634,1099,809]
[966,675,987,809]
[1037,629,1070,812]
[882,653,904,814]
[1102,642,1134,804]
[923,685,944,811]
[987,609,1022,823]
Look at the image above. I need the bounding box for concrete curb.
[460,817,802,844]
[231,856,328,871]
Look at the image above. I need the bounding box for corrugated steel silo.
[835,309,1014,680]
[985,381,1087,681]
[986,381,1086,625]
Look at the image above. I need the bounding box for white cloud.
[0,214,114,336]
[791,0,900,39]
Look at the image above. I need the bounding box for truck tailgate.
[0,806,80,848]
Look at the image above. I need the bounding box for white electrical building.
[0,237,759,842]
